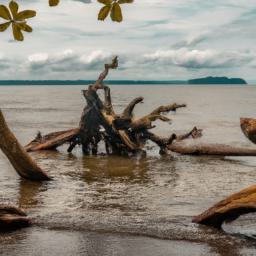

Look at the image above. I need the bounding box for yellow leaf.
[12,22,24,41]
[17,22,32,33]
[16,10,36,21]
[0,5,11,20]
[98,5,111,21]
[9,1,19,19]
[0,21,11,32]
[97,0,112,4]
[118,0,134,4]
[49,0,60,7]
[111,2,122,22]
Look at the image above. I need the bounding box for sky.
[0,0,255,81]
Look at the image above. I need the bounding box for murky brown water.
[1,85,256,255]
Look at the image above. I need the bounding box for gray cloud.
[144,48,254,69]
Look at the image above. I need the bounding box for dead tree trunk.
[0,110,50,181]
[193,184,256,229]
[0,205,31,231]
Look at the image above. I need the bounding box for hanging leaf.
[111,2,122,22]
[9,1,19,19]
[16,10,36,20]
[0,5,11,20]
[0,21,11,32]
[118,0,134,4]
[17,22,33,33]
[12,22,24,41]
[98,5,111,21]
[49,0,60,7]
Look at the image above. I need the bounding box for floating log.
[240,117,256,144]
[0,110,50,181]
[0,205,31,231]
[168,143,256,156]
[193,184,256,228]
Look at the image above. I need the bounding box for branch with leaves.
[0,0,134,41]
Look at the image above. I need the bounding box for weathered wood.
[168,143,256,156]
[25,128,79,152]
[193,184,256,228]
[0,205,31,231]
[240,117,256,144]
[0,110,50,181]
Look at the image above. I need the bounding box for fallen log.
[0,110,50,181]
[0,205,31,231]
[168,143,256,156]
[25,128,79,152]
[240,117,256,144]
[193,184,256,228]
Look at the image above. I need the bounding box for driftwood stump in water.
[0,110,50,181]
[0,205,30,231]
[25,56,187,156]
[193,184,256,229]
[25,57,256,158]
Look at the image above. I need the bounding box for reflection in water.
[17,180,45,210]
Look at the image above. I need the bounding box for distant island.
[0,77,247,85]
[188,76,247,85]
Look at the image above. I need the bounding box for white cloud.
[0,0,255,80]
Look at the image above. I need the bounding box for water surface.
[1,85,256,255]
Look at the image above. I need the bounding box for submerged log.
[168,143,256,156]
[193,184,256,228]
[240,117,256,144]
[0,205,31,231]
[0,110,50,181]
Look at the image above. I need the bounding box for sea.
[0,84,256,255]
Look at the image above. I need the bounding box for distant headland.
[188,76,247,85]
[0,77,247,85]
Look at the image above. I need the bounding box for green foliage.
[98,0,133,22]
[0,1,36,41]
[0,0,134,41]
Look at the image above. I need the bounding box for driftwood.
[193,184,256,229]
[240,118,256,144]
[25,128,79,152]
[0,110,50,181]
[26,56,187,156]
[25,57,256,159]
[0,205,30,231]
[168,143,256,156]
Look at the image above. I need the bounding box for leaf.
[111,2,122,22]
[0,21,11,32]
[49,0,60,7]
[12,22,24,41]
[0,5,11,20]
[97,0,112,4]
[98,5,111,21]
[16,10,36,21]
[9,1,19,19]
[17,22,32,33]
[118,0,134,4]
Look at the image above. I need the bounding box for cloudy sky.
[0,0,255,81]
